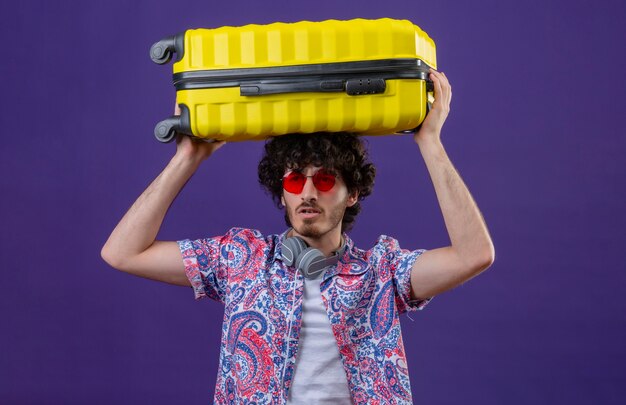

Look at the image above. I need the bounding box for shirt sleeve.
[177,232,232,304]
[378,235,433,314]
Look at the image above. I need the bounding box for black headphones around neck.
[281,235,347,279]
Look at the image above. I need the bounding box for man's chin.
[293,223,326,239]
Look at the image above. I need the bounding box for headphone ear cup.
[282,235,343,279]
[296,247,326,278]
[281,236,308,267]
[293,236,308,252]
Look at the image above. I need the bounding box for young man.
[101,70,494,404]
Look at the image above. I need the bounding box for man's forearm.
[417,137,495,266]
[101,154,200,266]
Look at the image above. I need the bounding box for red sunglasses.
[282,169,337,194]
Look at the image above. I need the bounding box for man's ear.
[281,195,286,207]
[347,191,359,207]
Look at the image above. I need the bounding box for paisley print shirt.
[178,228,432,405]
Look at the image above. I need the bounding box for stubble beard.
[286,201,347,239]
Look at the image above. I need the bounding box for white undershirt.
[287,275,353,404]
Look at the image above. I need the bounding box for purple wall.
[1,0,624,403]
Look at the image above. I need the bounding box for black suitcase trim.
[172,58,432,96]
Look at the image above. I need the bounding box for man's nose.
[300,176,318,200]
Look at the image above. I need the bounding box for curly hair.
[258,132,376,233]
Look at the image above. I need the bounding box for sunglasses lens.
[283,172,305,193]
[312,171,336,191]
[282,169,337,193]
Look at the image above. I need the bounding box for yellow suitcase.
[150,18,437,142]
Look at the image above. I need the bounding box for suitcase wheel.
[150,36,176,65]
[154,104,192,143]
[154,116,181,143]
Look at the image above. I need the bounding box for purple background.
[1,0,624,403]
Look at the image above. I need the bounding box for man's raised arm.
[101,106,225,286]
[409,70,495,300]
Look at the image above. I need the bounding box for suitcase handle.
[241,80,341,96]
[240,78,386,96]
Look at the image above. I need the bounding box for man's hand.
[413,70,452,145]
[173,103,226,164]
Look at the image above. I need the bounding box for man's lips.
[297,207,321,214]
[297,206,322,218]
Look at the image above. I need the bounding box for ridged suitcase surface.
[151,18,437,142]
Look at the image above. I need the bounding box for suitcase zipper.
[172,58,431,96]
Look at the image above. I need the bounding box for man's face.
[281,165,358,240]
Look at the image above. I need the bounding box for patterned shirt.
[178,228,432,404]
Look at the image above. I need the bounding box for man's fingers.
[441,74,452,106]
[430,70,451,106]
[439,72,451,100]
[174,103,181,116]
[431,70,449,85]
[430,73,444,107]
